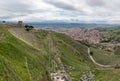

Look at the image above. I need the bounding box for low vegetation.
[114,46,120,55]
[24,25,34,31]
[0,25,120,81]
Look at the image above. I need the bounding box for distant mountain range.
[24,22,120,28]
[0,20,120,28]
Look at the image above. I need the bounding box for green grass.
[52,32,94,81]
[114,46,120,55]
[0,27,51,81]
[91,47,120,65]
[109,27,120,42]
[0,26,120,81]
[94,69,120,81]
[52,31,120,81]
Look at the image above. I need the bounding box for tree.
[29,26,34,29]
[2,21,6,23]
[24,25,29,28]
[90,51,93,56]
[24,25,34,31]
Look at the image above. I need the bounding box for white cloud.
[0,0,119,23]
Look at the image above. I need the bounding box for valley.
[0,23,120,81]
[0,0,120,80]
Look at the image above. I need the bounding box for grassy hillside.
[108,27,120,42]
[0,27,52,81]
[0,26,120,81]
[0,27,92,81]
[90,47,120,65]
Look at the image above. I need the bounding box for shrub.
[24,25,34,31]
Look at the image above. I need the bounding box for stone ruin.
[50,70,71,81]
[80,71,95,81]
[18,21,23,27]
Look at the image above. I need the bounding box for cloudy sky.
[0,0,120,23]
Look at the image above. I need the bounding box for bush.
[24,25,34,31]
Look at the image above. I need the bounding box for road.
[88,48,112,68]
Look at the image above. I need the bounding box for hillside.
[0,26,91,81]
[0,26,120,81]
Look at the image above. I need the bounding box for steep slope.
[8,28,92,81]
[0,27,92,81]
[0,27,53,81]
[0,26,120,81]
[9,28,41,50]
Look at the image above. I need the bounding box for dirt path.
[88,48,113,68]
